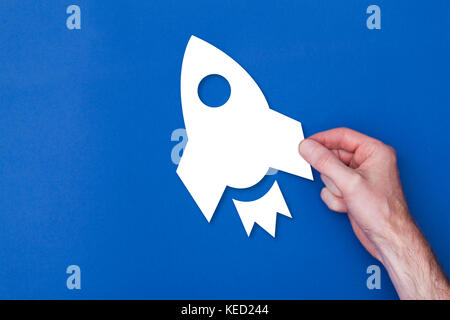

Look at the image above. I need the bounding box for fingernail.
[321,187,332,203]
[299,139,314,159]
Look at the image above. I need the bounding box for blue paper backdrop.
[0,0,448,299]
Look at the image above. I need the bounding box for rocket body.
[177,36,312,226]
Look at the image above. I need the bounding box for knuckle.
[369,139,384,150]
[336,127,351,135]
[387,145,397,157]
[382,144,397,163]
[367,140,397,161]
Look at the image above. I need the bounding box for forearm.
[377,213,450,300]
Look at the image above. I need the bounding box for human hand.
[299,128,449,299]
[299,127,407,261]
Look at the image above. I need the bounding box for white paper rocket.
[177,36,313,236]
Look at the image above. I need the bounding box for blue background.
[0,0,448,299]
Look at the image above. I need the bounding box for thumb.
[299,139,360,195]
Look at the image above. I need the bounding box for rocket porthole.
[197,74,231,108]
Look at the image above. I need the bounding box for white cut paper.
[177,36,312,235]
[233,181,291,237]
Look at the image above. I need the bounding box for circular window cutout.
[198,74,231,108]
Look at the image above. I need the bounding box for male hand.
[299,128,449,300]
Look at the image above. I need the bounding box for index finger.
[308,127,375,153]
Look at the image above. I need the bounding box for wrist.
[375,203,420,269]
[367,197,414,262]
[373,208,449,299]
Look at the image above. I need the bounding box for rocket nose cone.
[180,36,270,132]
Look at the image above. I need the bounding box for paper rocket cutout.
[177,36,312,237]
